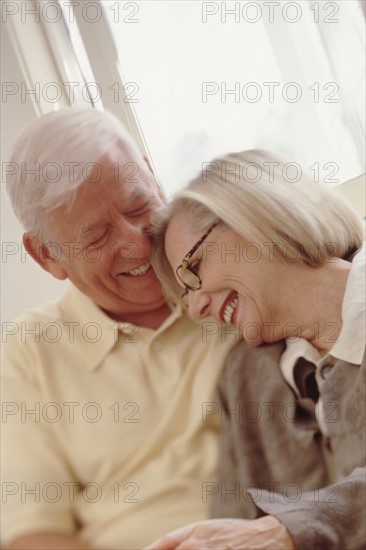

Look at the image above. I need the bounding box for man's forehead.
[95,149,141,177]
[50,178,151,239]
[44,143,154,239]
[78,187,150,229]
[102,140,142,163]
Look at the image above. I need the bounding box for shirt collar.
[330,243,365,364]
[280,338,322,396]
[59,285,183,371]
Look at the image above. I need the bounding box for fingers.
[144,524,195,550]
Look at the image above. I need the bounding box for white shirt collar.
[330,243,365,364]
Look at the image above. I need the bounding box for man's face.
[47,145,167,320]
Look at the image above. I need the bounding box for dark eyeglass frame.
[176,222,219,303]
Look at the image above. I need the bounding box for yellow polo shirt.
[1,285,237,549]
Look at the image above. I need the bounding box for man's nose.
[114,220,151,260]
[187,289,211,319]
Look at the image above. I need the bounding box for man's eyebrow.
[79,221,108,240]
[127,189,151,206]
[78,190,151,239]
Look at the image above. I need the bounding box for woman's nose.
[187,289,211,319]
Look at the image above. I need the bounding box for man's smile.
[120,261,152,277]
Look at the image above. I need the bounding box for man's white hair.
[6,107,140,240]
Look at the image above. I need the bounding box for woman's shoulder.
[218,340,292,403]
[227,339,286,367]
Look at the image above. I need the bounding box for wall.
[1,21,68,324]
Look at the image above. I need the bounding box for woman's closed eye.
[190,258,202,274]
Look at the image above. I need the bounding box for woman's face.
[165,213,289,346]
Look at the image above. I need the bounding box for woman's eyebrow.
[191,248,204,262]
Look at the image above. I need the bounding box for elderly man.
[2,108,236,550]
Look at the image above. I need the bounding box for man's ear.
[23,233,68,281]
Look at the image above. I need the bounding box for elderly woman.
[147,151,365,550]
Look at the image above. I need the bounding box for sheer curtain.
[97,0,365,195]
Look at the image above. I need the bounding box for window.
[97,0,365,195]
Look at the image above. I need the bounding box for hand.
[144,516,296,550]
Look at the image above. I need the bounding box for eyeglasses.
[176,222,218,304]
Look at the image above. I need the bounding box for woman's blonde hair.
[151,150,363,305]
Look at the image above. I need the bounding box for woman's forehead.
[165,214,199,266]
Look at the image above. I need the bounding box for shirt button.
[153,341,163,351]
[320,364,334,380]
[119,322,136,335]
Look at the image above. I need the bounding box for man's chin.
[115,290,167,310]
